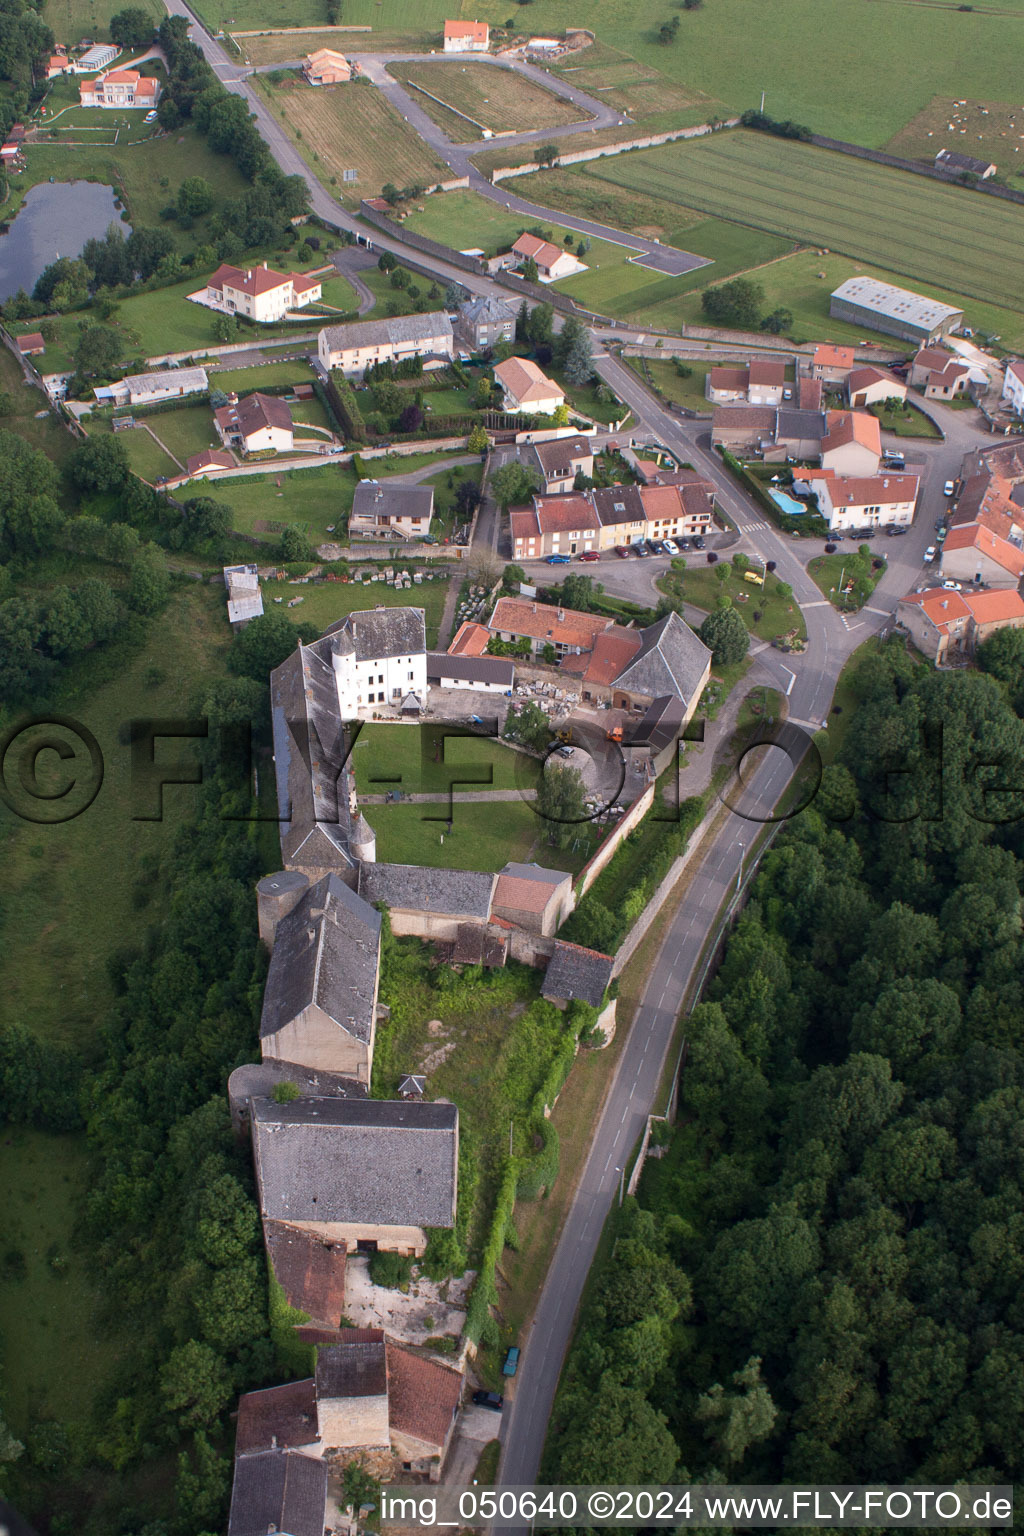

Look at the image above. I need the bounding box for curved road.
[165,3,997,1503]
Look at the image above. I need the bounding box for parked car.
[693,536,706,549]
[545,553,571,565]
[578,551,601,562]
[144,109,158,123]
[887,526,908,536]
[645,539,661,556]
[675,537,690,552]
[633,542,650,558]
[942,579,962,591]
[614,544,630,558]
[556,745,574,757]
[657,540,675,555]
[944,480,956,496]
[472,1390,504,1411]
[502,1347,520,1378]
[924,545,937,561]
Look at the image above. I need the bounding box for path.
[330,245,377,315]
[359,789,537,803]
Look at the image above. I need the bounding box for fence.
[806,131,1024,209]
[488,116,740,182]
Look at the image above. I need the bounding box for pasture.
[257,75,449,205]
[886,94,1024,183]
[388,60,589,138]
[259,574,449,647]
[586,130,1024,312]
[463,0,1024,148]
[549,37,711,122]
[238,28,437,64]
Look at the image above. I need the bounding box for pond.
[0,180,130,302]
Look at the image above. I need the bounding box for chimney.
[263,260,268,269]
[557,609,564,622]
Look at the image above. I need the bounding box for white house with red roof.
[511,232,585,282]
[897,586,1024,664]
[806,469,919,533]
[79,67,159,108]
[819,410,882,475]
[443,19,489,50]
[192,261,323,323]
[1001,360,1024,418]
[846,365,907,409]
[493,356,565,414]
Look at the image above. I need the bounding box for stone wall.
[488,117,740,182]
[575,780,655,899]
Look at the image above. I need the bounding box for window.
[408,670,414,681]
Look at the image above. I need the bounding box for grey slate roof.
[252,1097,459,1228]
[323,606,426,662]
[936,148,994,176]
[592,484,646,528]
[426,652,515,686]
[359,861,495,917]
[352,482,434,523]
[500,861,570,886]
[316,1335,387,1399]
[271,642,357,871]
[776,408,826,442]
[542,940,614,1007]
[227,1448,327,1536]
[459,294,517,327]
[260,873,381,1046]
[320,311,453,354]
[533,434,592,479]
[627,694,687,754]
[613,611,711,704]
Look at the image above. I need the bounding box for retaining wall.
[575,781,655,900]
[488,117,740,182]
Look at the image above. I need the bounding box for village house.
[46,49,71,79]
[530,434,594,493]
[321,606,428,718]
[1002,360,1024,418]
[897,586,1024,663]
[95,364,208,408]
[705,359,787,406]
[603,610,711,722]
[511,232,584,282]
[301,47,351,84]
[259,872,382,1082]
[251,1096,459,1256]
[349,482,434,540]
[590,483,648,549]
[940,520,1024,588]
[215,392,294,455]
[846,365,907,409]
[443,18,489,50]
[819,410,882,475]
[804,344,857,384]
[636,478,715,541]
[227,1447,326,1536]
[318,312,454,376]
[196,260,323,322]
[493,356,565,415]
[426,651,515,694]
[186,447,235,479]
[79,66,159,108]
[488,594,610,657]
[541,940,613,1008]
[456,293,517,351]
[358,865,496,942]
[805,470,919,533]
[509,491,600,560]
[909,345,974,400]
[15,333,45,357]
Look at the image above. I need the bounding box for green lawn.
[869,400,942,439]
[352,723,538,796]
[209,360,319,392]
[315,273,359,311]
[419,460,483,539]
[626,356,715,412]
[659,560,807,643]
[0,346,75,466]
[363,797,596,874]
[138,403,219,464]
[0,1131,124,1437]
[808,548,888,610]
[262,572,449,646]
[0,586,232,1050]
[291,395,333,432]
[41,0,162,40]
[203,462,354,541]
[110,421,182,481]
[587,130,1024,313]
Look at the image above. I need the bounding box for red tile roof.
[812,344,856,369]
[210,261,297,298]
[489,596,609,650]
[493,873,561,913]
[448,620,491,657]
[509,506,541,544]
[583,625,641,686]
[444,19,489,39]
[708,366,748,391]
[494,356,564,407]
[964,588,1024,624]
[16,332,44,353]
[812,471,919,507]
[511,232,565,271]
[638,483,683,523]
[748,359,785,386]
[799,377,823,410]
[943,522,1024,577]
[386,1343,463,1450]
[534,493,600,536]
[236,391,293,438]
[235,1379,319,1455]
[187,448,234,475]
[822,409,882,455]
[900,587,971,632]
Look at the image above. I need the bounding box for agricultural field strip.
[586,135,1024,309]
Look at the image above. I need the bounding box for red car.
[578,551,601,562]
[614,545,630,558]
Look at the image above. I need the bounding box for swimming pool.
[769,489,807,516]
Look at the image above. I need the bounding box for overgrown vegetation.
[547,642,1024,1489]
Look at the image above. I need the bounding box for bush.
[368,1251,413,1289]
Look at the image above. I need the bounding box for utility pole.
[736,842,745,893]
[760,89,766,113]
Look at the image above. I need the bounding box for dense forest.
[546,641,1024,1491]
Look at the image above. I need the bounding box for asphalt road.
[161,5,999,1500]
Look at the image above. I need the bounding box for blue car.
[503,1346,521,1377]
[545,553,571,564]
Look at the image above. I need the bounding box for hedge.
[464,1157,519,1343]
[718,448,829,538]
[267,1267,316,1378]
[328,374,366,443]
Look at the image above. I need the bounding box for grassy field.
[869,399,942,439]
[0,346,75,467]
[625,355,715,412]
[351,722,538,795]
[256,75,450,206]
[42,0,162,41]
[114,421,183,480]
[659,561,807,644]
[388,60,589,138]
[515,166,706,244]
[418,459,482,538]
[237,27,437,64]
[809,548,888,610]
[209,359,320,392]
[886,94,1024,184]
[0,1131,124,1436]
[130,403,218,465]
[261,571,450,645]
[364,797,597,873]
[0,585,232,1050]
[586,130,1024,311]
[12,125,251,262]
[548,37,712,121]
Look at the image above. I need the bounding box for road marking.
[803,599,830,608]
[780,665,796,696]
